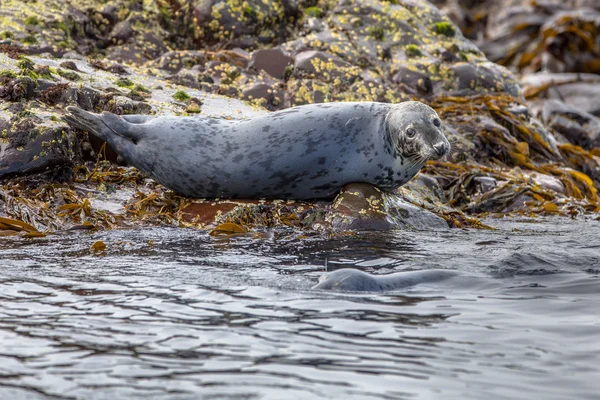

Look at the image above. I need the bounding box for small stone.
[249,48,293,79]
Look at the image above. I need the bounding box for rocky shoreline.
[1,0,598,236]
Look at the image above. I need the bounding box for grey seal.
[64,101,450,200]
[313,268,456,292]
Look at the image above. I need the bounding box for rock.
[304,17,326,33]
[100,3,119,25]
[109,20,134,45]
[293,50,353,78]
[140,32,169,61]
[328,183,393,230]
[181,200,256,226]
[542,99,600,150]
[327,183,448,231]
[103,95,152,115]
[59,61,80,71]
[527,172,566,195]
[106,45,151,65]
[249,48,293,79]
[168,68,202,89]
[384,194,450,230]
[189,0,301,49]
[0,127,77,180]
[473,176,498,194]
[241,81,284,110]
[521,72,600,116]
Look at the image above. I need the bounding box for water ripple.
[0,217,599,399]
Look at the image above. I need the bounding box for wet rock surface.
[0,0,599,233]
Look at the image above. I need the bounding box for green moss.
[24,16,40,26]
[132,83,150,93]
[405,44,422,57]
[128,84,151,101]
[0,69,17,78]
[158,5,171,21]
[173,90,191,102]
[115,77,134,88]
[35,65,53,79]
[22,35,38,44]
[16,110,36,119]
[56,68,81,81]
[50,115,60,122]
[1,31,13,39]
[57,21,69,34]
[382,0,399,4]
[17,56,39,79]
[17,56,35,71]
[243,5,257,19]
[368,26,385,40]
[433,21,456,37]
[304,7,322,18]
[28,128,41,140]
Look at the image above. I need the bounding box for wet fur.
[313,268,456,292]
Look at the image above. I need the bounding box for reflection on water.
[0,217,599,399]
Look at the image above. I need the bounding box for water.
[0,217,599,399]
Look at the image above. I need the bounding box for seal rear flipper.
[63,107,143,164]
[63,107,145,143]
[62,107,110,142]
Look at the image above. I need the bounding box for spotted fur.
[64,101,449,200]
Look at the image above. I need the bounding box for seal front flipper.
[63,107,145,144]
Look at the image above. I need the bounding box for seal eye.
[433,118,441,127]
[406,127,417,138]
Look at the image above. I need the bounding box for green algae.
[17,56,39,80]
[0,69,16,78]
[22,35,38,44]
[405,44,422,57]
[115,77,135,88]
[56,68,81,81]
[434,21,456,37]
[368,26,385,40]
[305,7,323,18]
[173,90,191,101]
[24,16,40,26]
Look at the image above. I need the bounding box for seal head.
[313,268,456,292]
[386,101,450,167]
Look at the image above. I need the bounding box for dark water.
[0,217,599,399]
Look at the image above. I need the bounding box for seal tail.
[63,107,145,143]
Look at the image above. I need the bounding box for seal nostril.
[433,142,448,157]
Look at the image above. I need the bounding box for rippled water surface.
[1,217,599,399]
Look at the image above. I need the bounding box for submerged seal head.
[313,268,456,292]
[386,102,450,167]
